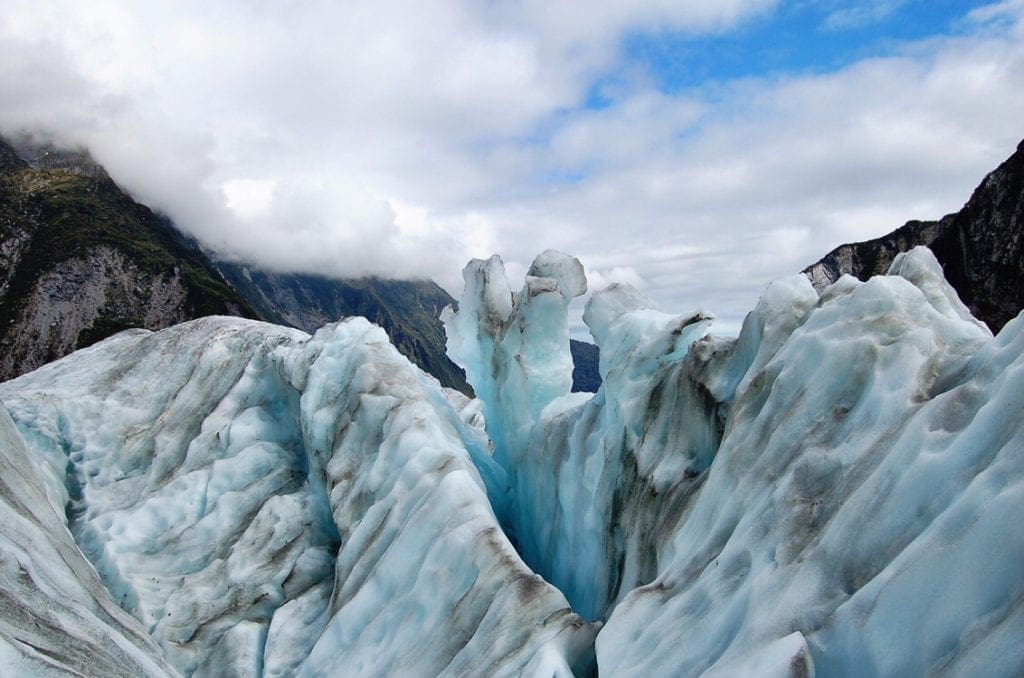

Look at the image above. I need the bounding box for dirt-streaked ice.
[1,246,1021,677]
[446,246,1023,676]
[0,317,594,677]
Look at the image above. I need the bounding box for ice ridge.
[0,316,595,676]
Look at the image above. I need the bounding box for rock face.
[569,339,601,393]
[0,134,259,381]
[804,138,1024,332]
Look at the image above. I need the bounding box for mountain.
[804,138,1024,332]
[0,134,259,381]
[569,339,601,393]
[1,247,1019,675]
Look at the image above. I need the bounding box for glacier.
[0,245,1022,676]
[0,318,594,676]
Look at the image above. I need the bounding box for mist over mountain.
[5,130,1023,394]
[0,133,258,381]
[0,131,605,394]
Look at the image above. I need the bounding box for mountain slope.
[804,138,1024,332]
[0,134,259,381]
[569,339,601,393]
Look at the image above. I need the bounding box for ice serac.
[593,247,1022,676]
[442,250,586,513]
[0,316,595,677]
[445,253,726,621]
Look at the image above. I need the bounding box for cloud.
[1,0,1022,338]
[822,0,910,31]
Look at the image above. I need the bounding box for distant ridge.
[804,138,1024,332]
[215,262,473,394]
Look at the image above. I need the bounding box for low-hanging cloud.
[1,0,1022,336]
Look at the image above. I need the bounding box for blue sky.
[621,1,994,93]
[1,0,1022,335]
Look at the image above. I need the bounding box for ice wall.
[597,248,1022,676]
[444,251,823,620]
[0,316,595,677]
[442,251,586,478]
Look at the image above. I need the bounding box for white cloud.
[0,0,1022,339]
[223,179,275,220]
[822,0,909,30]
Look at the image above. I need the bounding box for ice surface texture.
[0,317,594,677]
[1,245,1021,676]
[446,246,1024,676]
[0,405,175,677]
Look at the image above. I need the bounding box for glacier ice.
[0,317,594,676]
[445,246,1023,675]
[441,251,586,480]
[0,404,175,677]
[0,245,1021,676]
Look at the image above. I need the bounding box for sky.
[1,0,1023,336]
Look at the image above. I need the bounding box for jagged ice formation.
[0,246,1021,676]
[444,246,1023,675]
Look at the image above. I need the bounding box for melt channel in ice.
[444,246,1024,676]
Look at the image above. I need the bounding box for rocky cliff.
[804,138,1024,332]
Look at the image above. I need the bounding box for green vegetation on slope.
[0,137,259,379]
